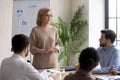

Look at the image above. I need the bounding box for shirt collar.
[12,54,25,61]
[76,69,92,77]
[102,44,114,52]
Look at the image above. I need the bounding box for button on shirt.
[0,54,53,80]
[92,45,120,73]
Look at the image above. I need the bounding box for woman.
[29,8,61,69]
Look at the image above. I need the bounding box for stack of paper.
[40,69,61,76]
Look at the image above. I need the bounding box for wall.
[0,0,13,64]
[71,0,88,19]
[89,0,105,48]
[50,0,71,24]
[50,0,59,22]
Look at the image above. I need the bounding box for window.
[105,0,120,45]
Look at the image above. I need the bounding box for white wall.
[0,0,13,64]
[50,0,59,22]
[89,0,105,48]
[71,0,89,19]
[50,0,71,24]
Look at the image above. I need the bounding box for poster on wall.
[12,0,50,37]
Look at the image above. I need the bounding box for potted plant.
[51,5,88,66]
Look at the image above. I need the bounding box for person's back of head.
[11,34,29,54]
[79,47,100,71]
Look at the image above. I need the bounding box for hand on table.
[109,67,119,75]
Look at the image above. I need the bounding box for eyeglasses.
[44,14,53,17]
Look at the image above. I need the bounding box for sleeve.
[29,28,46,55]
[54,30,61,53]
[25,62,53,80]
[109,47,120,70]
[92,67,111,74]
[92,47,120,73]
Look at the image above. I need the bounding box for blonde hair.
[36,8,52,26]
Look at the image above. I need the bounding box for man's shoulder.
[1,57,11,64]
[114,45,120,48]
[97,47,103,51]
[64,72,76,80]
[111,45,120,51]
[1,55,28,67]
[64,74,73,80]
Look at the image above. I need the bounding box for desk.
[38,69,74,80]
[55,71,120,80]
[38,69,120,80]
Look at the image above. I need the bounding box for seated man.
[64,47,100,80]
[92,29,120,73]
[0,34,54,80]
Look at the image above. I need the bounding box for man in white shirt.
[0,34,54,80]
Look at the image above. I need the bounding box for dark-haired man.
[64,47,100,80]
[92,29,120,73]
[0,34,54,80]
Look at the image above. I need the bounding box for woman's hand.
[46,47,58,53]
[53,47,59,53]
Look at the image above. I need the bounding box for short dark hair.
[11,34,29,53]
[101,29,116,43]
[79,47,100,71]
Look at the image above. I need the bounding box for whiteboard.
[12,0,50,62]
[12,0,50,37]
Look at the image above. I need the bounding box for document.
[96,75,120,80]
[40,69,60,76]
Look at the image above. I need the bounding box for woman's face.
[42,11,52,25]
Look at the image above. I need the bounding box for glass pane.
[117,0,120,17]
[116,41,120,46]
[109,19,116,33]
[117,19,120,40]
[109,0,116,17]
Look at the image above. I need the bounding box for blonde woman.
[29,8,61,69]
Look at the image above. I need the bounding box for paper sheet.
[96,75,120,80]
[40,69,61,76]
